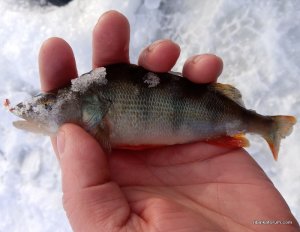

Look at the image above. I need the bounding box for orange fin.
[205,134,250,148]
[263,115,296,161]
[115,144,165,151]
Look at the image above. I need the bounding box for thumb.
[56,124,130,232]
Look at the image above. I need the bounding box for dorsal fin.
[211,83,245,107]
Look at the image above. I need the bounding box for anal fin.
[205,134,250,148]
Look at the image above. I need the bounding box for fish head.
[10,93,58,121]
[8,91,81,134]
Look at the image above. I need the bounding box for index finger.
[38,37,78,156]
[39,37,78,92]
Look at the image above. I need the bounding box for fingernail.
[57,130,65,157]
[192,54,222,64]
[191,55,204,64]
[147,40,165,52]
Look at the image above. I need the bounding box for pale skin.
[38,11,299,232]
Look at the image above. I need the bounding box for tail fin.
[263,116,297,161]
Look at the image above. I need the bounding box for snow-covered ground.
[0,0,299,231]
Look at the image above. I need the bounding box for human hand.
[39,11,300,232]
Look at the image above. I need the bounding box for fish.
[5,63,296,160]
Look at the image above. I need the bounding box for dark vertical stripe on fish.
[206,92,222,127]
[139,82,152,129]
[171,92,185,132]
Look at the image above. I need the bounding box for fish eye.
[44,103,52,110]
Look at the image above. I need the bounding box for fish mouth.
[10,103,30,119]
[3,99,34,120]
[3,99,16,114]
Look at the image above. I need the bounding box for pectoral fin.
[82,93,111,130]
[81,93,112,153]
[93,122,111,154]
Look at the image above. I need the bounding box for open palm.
[39,11,299,232]
[105,144,298,232]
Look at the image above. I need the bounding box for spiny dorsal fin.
[211,83,245,107]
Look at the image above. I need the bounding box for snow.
[71,67,107,92]
[144,0,161,10]
[143,72,160,88]
[0,0,299,231]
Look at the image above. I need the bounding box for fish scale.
[102,68,244,146]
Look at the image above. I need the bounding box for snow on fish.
[4,63,297,160]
